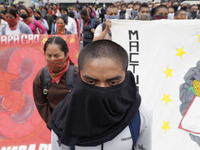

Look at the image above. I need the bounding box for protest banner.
[0,34,80,150]
[111,19,200,150]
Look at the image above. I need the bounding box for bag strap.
[42,64,75,95]
[42,66,51,95]
[91,18,94,29]
[129,110,140,149]
[65,64,75,91]
[32,19,36,28]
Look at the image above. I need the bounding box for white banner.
[111,19,200,150]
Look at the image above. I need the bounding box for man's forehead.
[106,7,118,13]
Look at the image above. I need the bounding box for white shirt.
[0,19,7,35]
[65,16,77,34]
[5,22,20,35]
[51,101,152,150]
[94,24,112,40]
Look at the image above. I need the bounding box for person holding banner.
[2,8,33,35]
[50,40,152,150]
[33,36,77,130]
[93,4,118,41]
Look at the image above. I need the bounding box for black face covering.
[51,71,141,146]
[35,16,41,20]
[20,14,28,19]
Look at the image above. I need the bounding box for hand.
[105,20,111,31]
[91,28,95,33]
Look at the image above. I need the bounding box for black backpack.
[42,64,75,95]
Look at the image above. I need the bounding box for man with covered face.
[93,4,118,41]
[50,40,152,150]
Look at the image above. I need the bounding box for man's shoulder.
[138,101,152,129]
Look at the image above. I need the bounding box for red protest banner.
[0,34,80,150]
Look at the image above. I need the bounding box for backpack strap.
[42,66,52,95]
[129,110,140,150]
[42,64,75,95]
[32,19,36,28]
[70,146,75,150]
[65,64,75,91]
[91,18,94,29]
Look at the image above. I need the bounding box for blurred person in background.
[80,8,100,46]
[41,6,53,34]
[188,4,198,19]
[68,10,81,40]
[52,4,61,17]
[134,4,150,20]
[18,6,45,34]
[34,10,49,34]
[2,8,32,35]
[153,5,169,20]
[174,9,187,19]
[52,16,71,35]
[60,6,77,34]
[93,4,118,41]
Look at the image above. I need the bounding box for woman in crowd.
[41,6,53,34]
[33,36,77,130]
[34,10,49,34]
[52,16,71,35]
[80,8,100,46]
[68,10,81,40]
[2,8,32,35]
[18,7,45,34]
[59,6,77,34]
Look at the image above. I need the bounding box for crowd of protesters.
[0,0,199,45]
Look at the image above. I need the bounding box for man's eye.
[86,80,95,85]
[109,81,119,86]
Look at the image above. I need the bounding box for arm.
[34,19,46,34]
[93,20,111,41]
[33,69,52,129]
[42,19,49,31]
[71,18,77,34]
[20,21,33,34]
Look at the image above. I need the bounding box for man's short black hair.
[106,4,117,13]
[174,9,186,17]
[138,3,149,12]
[78,40,128,71]
[154,5,168,14]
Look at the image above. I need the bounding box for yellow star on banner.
[176,47,186,58]
[197,35,200,42]
[162,121,171,133]
[164,67,173,78]
[162,94,172,104]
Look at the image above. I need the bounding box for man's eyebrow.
[106,75,122,81]
[83,75,99,81]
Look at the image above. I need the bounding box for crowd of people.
[0,1,199,45]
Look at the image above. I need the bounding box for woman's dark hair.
[44,36,68,56]
[28,7,34,12]
[5,8,17,18]
[68,10,75,18]
[80,8,88,16]
[34,10,41,17]
[59,6,68,14]
[18,6,30,17]
[56,16,67,24]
